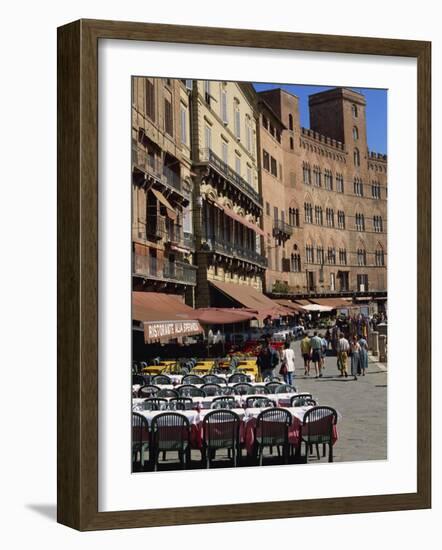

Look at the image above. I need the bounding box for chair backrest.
[291,396,317,407]
[169,397,193,410]
[151,412,190,450]
[211,396,236,409]
[141,397,168,410]
[201,384,223,396]
[138,384,160,398]
[247,385,268,395]
[151,374,171,385]
[157,388,179,398]
[220,385,236,396]
[203,375,225,385]
[202,409,240,448]
[232,382,253,395]
[302,406,337,443]
[264,382,281,393]
[132,412,149,446]
[177,385,206,397]
[228,373,249,384]
[182,375,203,385]
[245,396,276,408]
[275,384,297,394]
[256,408,293,444]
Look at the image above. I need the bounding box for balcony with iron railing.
[133,254,197,285]
[272,219,293,239]
[132,143,189,198]
[198,148,262,208]
[202,234,267,268]
[134,218,195,251]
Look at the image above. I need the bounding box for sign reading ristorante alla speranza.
[143,320,203,343]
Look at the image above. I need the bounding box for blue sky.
[253,83,387,154]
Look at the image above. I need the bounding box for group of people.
[300,332,328,378]
[256,330,370,384]
[335,333,369,380]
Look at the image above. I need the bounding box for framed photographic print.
[57,19,431,530]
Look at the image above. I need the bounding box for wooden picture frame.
[57,18,431,531]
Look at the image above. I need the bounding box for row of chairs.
[137,395,316,411]
[133,373,255,387]
[136,382,298,399]
[132,406,337,470]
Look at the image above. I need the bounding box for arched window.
[353,126,359,140]
[354,148,360,167]
[288,113,293,130]
[352,104,358,117]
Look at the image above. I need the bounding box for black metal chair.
[232,382,253,395]
[264,382,281,393]
[246,385,268,395]
[228,373,250,384]
[201,383,223,396]
[211,396,237,409]
[220,385,236,396]
[177,385,206,398]
[182,374,203,385]
[151,374,172,385]
[140,397,168,411]
[290,395,317,407]
[169,397,193,410]
[157,388,179,398]
[150,412,191,471]
[132,412,150,470]
[138,384,160,398]
[245,396,276,408]
[202,409,241,468]
[255,408,292,465]
[300,406,338,462]
[274,384,297,394]
[203,374,226,385]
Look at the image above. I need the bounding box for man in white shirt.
[336,333,350,377]
[281,341,296,386]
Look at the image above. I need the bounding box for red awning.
[311,298,354,308]
[132,292,203,343]
[209,280,294,319]
[194,307,259,325]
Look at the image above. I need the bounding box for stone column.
[371,331,379,357]
[379,334,387,363]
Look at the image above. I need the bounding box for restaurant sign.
[143,319,203,343]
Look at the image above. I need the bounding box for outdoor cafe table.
[134,406,337,456]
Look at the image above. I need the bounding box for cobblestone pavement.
[290,338,388,463]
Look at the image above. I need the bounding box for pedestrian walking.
[358,335,369,376]
[300,333,312,376]
[280,341,296,385]
[256,337,279,381]
[336,332,350,377]
[350,336,361,380]
[310,331,323,378]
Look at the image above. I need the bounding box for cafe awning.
[194,307,259,325]
[151,188,177,220]
[209,280,293,318]
[132,292,203,343]
[311,298,353,308]
[302,304,333,313]
[273,299,307,313]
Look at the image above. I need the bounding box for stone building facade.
[131,80,387,308]
[190,80,266,308]
[257,87,387,299]
[131,77,197,304]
